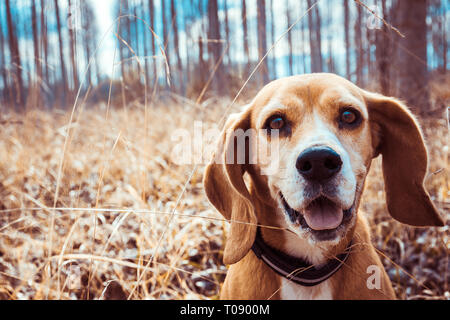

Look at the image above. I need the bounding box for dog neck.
[252,226,352,287]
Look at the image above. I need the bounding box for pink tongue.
[303,200,343,231]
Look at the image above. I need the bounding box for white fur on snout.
[277,113,357,211]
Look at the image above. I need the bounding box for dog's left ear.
[203,109,258,265]
[364,91,444,227]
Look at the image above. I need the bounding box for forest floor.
[0,92,448,300]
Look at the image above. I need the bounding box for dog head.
[204,73,443,265]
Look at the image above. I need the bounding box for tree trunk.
[198,36,205,84]
[326,0,334,73]
[161,0,170,85]
[270,0,276,78]
[286,0,293,76]
[81,1,92,85]
[31,0,41,83]
[141,0,150,87]
[68,0,79,94]
[307,0,322,73]
[5,0,24,110]
[149,0,157,80]
[54,0,68,103]
[242,0,250,75]
[197,0,206,85]
[375,0,389,95]
[31,0,42,107]
[171,0,183,93]
[117,2,125,84]
[344,0,350,79]
[314,4,323,71]
[301,11,307,73]
[0,9,8,104]
[40,0,49,89]
[185,0,194,84]
[207,0,226,95]
[133,4,140,69]
[257,0,269,84]
[441,4,447,73]
[354,3,364,86]
[224,0,231,66]
[396,0,430,113]
[430,0,447,73]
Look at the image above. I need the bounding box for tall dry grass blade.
[46,14,135,298]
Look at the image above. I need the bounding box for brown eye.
[269,117,285,130]
[340,109,358,125]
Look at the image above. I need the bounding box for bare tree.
[5,0,24,109]
[430,0,447,73]
[170,0,183,93]
[30,0,42,107]
[118,0,132,80]
[184,0,193,83]
[442,8,448,73]
[326,0,334,73]
[31,0,41,84]
[354,3,364,86]
[241,0,250,74]
[314,2,323,71]
[0,14,8,103]
[149,0,157,79]
[207,0,226,94]
[257,0,269,84]
[141,0,150,87]
[68,0,79,93]
[117,1,125,84]
[40,0,49,87]
[344,0,350,79]
[197,0,206,86]
[395,0,430,113]
[375,0,389,94]
[161,0,171,83]
[286,0,293,75]
[224,0,231,66]
[132,3,140,68]
[81,1,99,85]
[307,0,322,73]
[54,0,68,103]
[301,7,307,73]
[270,0,276,78]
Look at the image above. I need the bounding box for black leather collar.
[251,227,352,287]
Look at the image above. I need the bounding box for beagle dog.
[203,73,444,300]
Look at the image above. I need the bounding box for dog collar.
[251,227,352,287]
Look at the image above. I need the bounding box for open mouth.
[280,193,353,240]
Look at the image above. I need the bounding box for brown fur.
[203,73,444,300]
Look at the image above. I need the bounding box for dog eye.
[339,108,360,126]
[267,116,285,130]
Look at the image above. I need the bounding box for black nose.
[296,147,342,181]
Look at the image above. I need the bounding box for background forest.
[0,0,448,300]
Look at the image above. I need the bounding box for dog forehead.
[249,74,365,125]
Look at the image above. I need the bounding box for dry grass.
[0,94,448,300]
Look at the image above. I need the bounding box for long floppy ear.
[364,91,444,227]
[203,109,258,265]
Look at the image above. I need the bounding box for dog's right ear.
[203,109,257,265]
[364,90,444,227]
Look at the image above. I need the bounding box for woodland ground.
[0,84,448,300]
